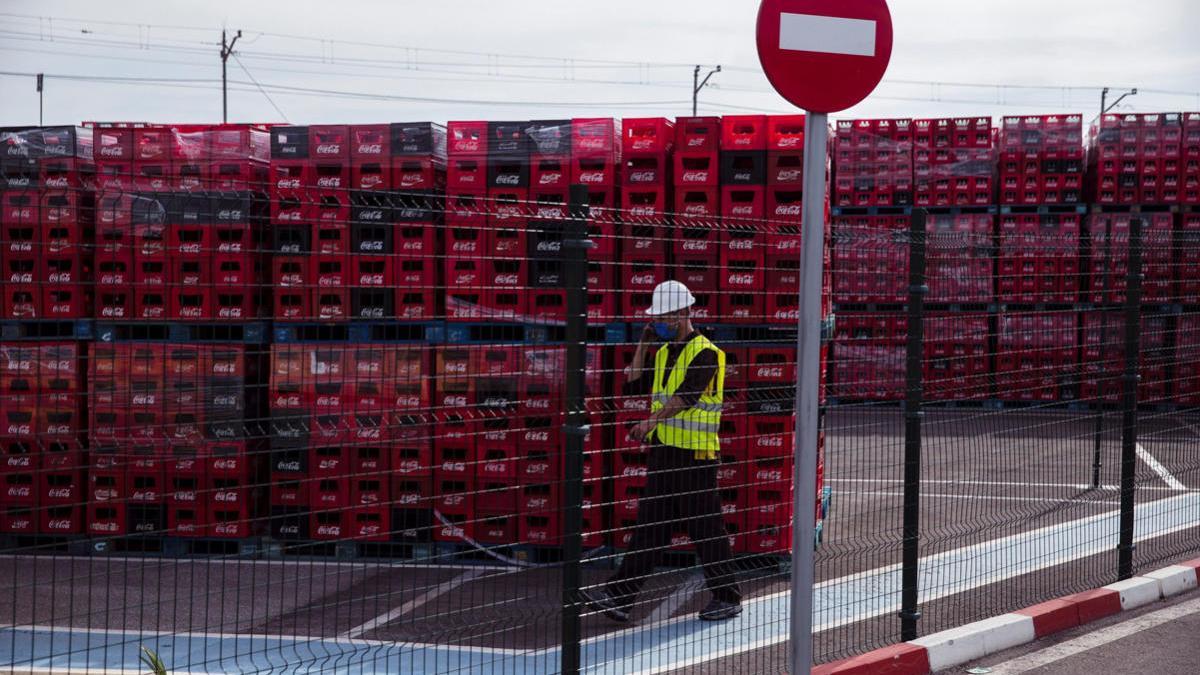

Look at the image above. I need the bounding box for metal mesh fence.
[0,114,1198,674]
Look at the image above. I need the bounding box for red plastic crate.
[675,116,721,153]
[673,152,718,186]
[623,118,674,155]
[721,115,768,151]
[767,115,808,151]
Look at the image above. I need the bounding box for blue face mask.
[653,321,675,340]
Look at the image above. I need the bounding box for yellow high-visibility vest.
[650,334,725,460]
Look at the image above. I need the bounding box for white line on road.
[1136,442,1187,490]
[0,622,529,654]
[830,478,1123,491]
[338,568,487,639]
[984,596,1200,674]
[647,573,702,623]
[855,490,1122,507]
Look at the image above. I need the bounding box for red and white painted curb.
[813,557,1200,674]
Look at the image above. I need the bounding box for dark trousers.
[606,444,742,611]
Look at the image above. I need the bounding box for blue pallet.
[831,205,913,217]
[699,317,834,345]
[95,321,267,343]
[273,321,440,343]
[0,319,93,341]
[439,321,626,344]
[999,204,1087,215]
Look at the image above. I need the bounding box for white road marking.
[779,13,877,57]
[830,477,1123,491]
[647,573,703,623]
[0,621,528,655]
[1135,442,1187,490]
[984,596,1200,674]
[338,568,486,639]
[854,489,1122,507]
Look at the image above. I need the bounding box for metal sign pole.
[789,111,828,675]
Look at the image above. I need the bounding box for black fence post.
[1118,216,1143,580]
[900,208,927,641]
[560,184,593,675]
[1092,215,1115,488]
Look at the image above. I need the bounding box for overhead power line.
[3,11,1198,99]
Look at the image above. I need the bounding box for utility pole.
[36,74,43,125]
[1101,87,1137,118]
[692,65,721,117]
[220,29,243,123]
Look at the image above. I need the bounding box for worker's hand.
[639,322,656,344]
[628,419,656,444]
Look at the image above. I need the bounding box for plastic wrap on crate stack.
[0,126,95,319]
[671,116,722,322]
[92,123,269,321]
[832,213,908,304]
[999,114,1084,205]
[87,343,265,539]
[0,343,85,535]
[926,212,994,305]
[997,211,1080,304]
[268,344,431,543]
[619,118,674,320]
[1089,113,1182,205]
[1184,113,1200,204]
[1085,212,1173,304]
[995,313,1078,402]
[1174,314,1200,405]
[1080,312,1171,403]
[912,117,994,207]
[833,118,913,207]
[433,344,605,547]
[830,313,905,401]
[924,312,990,400]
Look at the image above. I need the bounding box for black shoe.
[698,599,742,621]
[579,586,631,623]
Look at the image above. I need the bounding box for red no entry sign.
[755,0,893,113]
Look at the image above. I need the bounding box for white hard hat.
[645,280,696,316]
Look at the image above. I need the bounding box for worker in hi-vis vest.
[581,280,743,623]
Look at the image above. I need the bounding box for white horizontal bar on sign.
[779,12,877,57]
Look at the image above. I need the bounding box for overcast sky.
[2,0,1198,128]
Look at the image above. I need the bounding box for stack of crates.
[347,123,445,321]
[93,123,268,321]
[430,344,605,547]
[717,115,766,323]
[619,118,674,318]
[912,117,994,207]
[830,314,905,401]
[1089,113,1181,205]
[0,343,86,535]
[87,343,265,539]
[833,118,913,207]
[1184,113,1200,205]
[272,123,446,322]
[999,114,1084,205]
[997,211,1081,304]
[924,313,990,400]
[995,314,1079,402]
[0,126,94,320]
[762,115,811,324]
[268,344,431,543]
